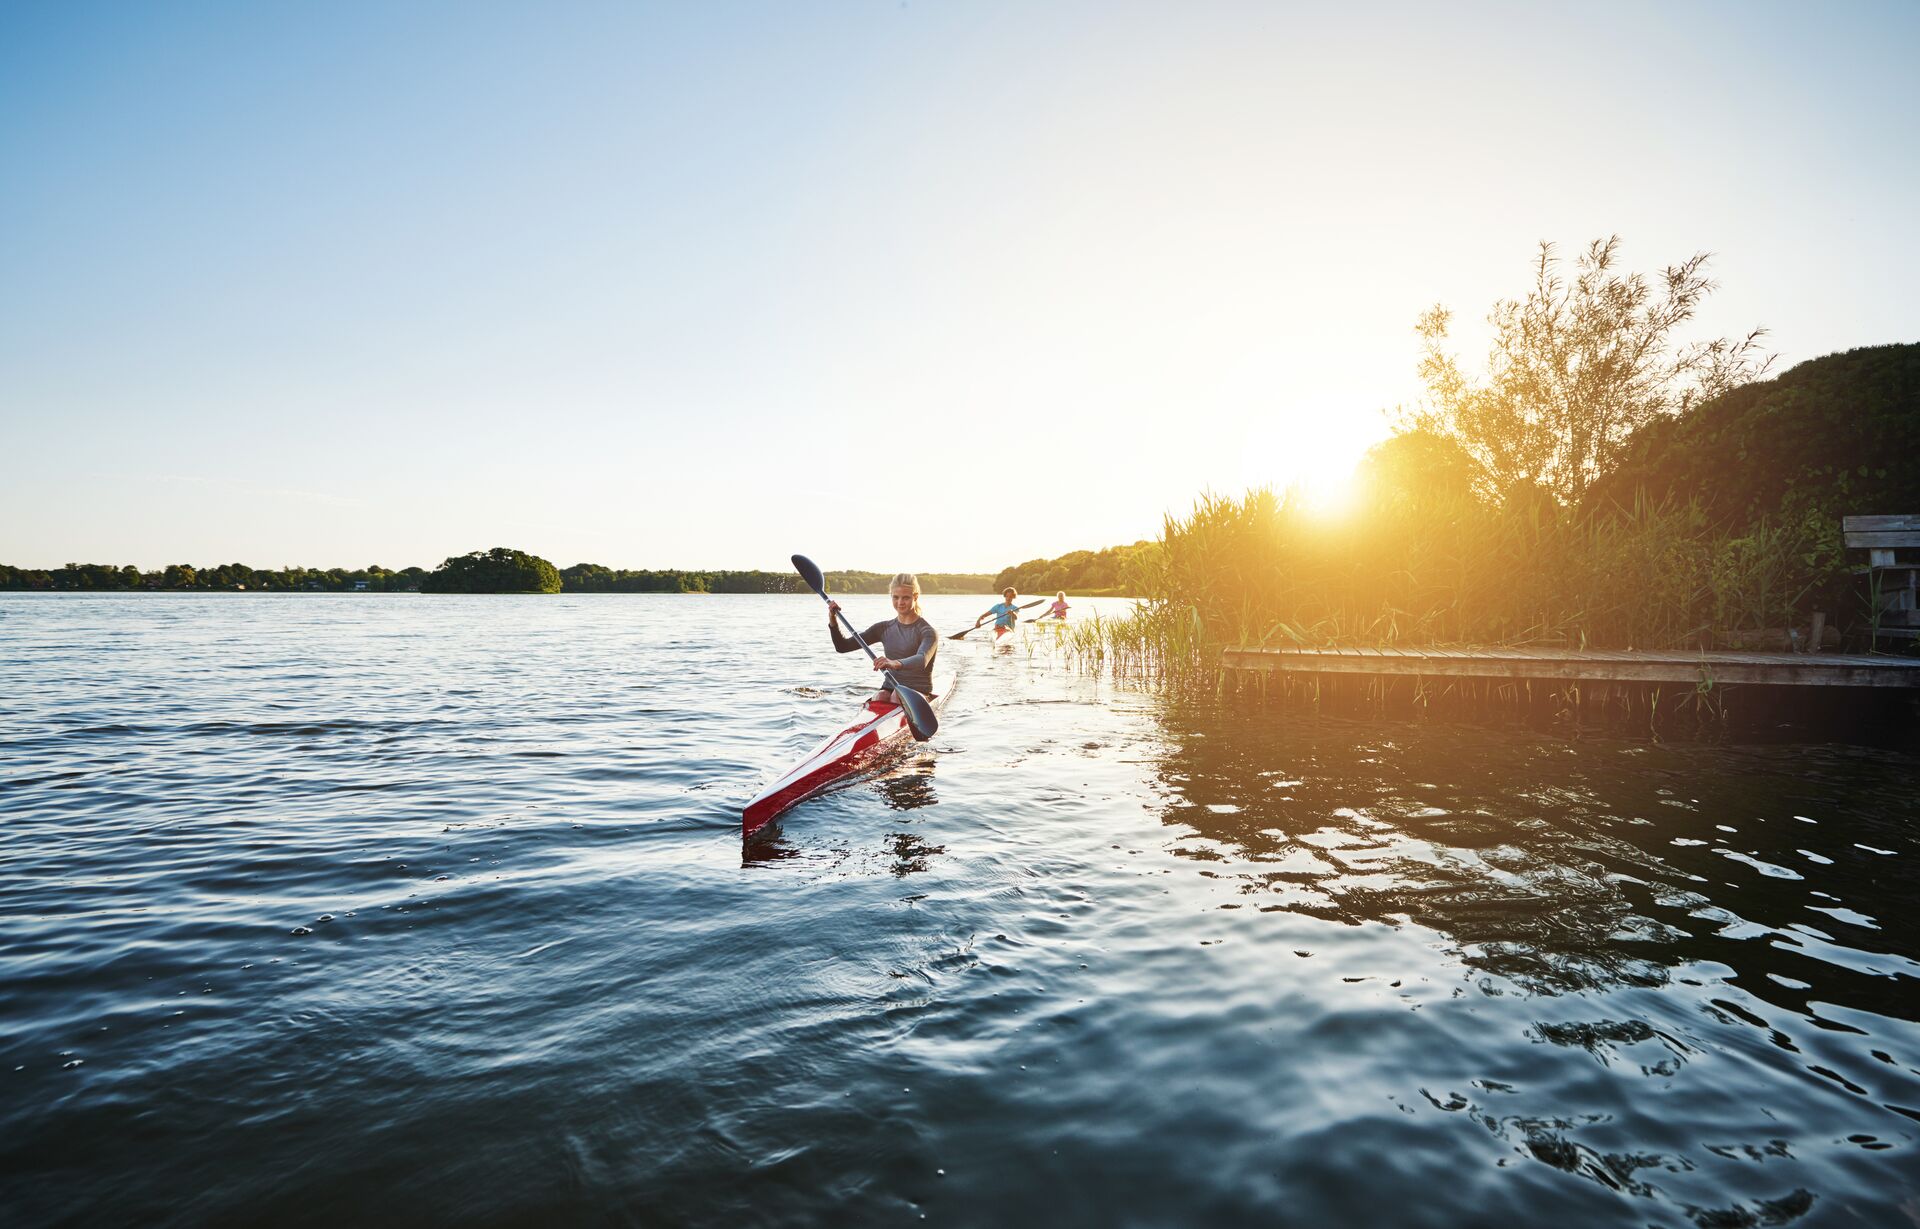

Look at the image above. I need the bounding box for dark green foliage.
[421,547,562,594]
[557,565,798,593]
[554,566,994,594]
[1587,343,1920,528]
[822,571,997,594]
[0,562,428,591]
[994,543,1154,596]
[560,563,712,592]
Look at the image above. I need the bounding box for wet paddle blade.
[891,681,939,742]
[791,554,827,598]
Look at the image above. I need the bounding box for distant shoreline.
[0,563,1002,596]
[0,588,1136,599]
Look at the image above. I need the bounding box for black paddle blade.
[891,681,939,742]
[947,621,984,641]
[791,554,827,598]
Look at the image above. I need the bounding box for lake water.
[2,593,1916,1227]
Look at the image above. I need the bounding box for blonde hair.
[889,572,922,616]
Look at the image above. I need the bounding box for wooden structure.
[1845,514,1920,644]
[1221,646,1920,690]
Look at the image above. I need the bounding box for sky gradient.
[4,1,1917,572]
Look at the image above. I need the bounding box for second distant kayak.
[743,672,952,839]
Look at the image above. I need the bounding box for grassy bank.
[1051,483,1851,684]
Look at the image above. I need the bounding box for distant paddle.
[791,554,938,742]
[949,598,1045,640]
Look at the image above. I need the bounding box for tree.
[561,562,616,592]
[421,547,562,593]
[1353,429,1483,513]
[1407,236,1772,504]
[993,543,1154,595]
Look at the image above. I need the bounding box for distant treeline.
[1,559,1000,594]
[0,562,427,592]
[558,564,995,594]
[993,542,1154,597]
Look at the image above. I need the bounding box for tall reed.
[1056,482,1848,680]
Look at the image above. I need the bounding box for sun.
[1262,416,1377,519]
[1228,394,1388,522]
[1295,463,1361,518]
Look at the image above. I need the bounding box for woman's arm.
[828,608,888,654]
[893,620,938,671]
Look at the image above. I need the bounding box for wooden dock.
[1221,646,1920,689]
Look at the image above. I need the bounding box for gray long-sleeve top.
[830,615,939,695]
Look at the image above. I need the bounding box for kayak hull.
[743,674,949,838]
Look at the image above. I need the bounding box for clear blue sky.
[4,1,1916,572]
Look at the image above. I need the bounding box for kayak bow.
[743,672,951,838]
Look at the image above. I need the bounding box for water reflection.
[875,755,940,812]
[741,757,944,874]
[1131,697,1920,1221]
[739,837,800,868]
[883,831,946,876]
[741,827,947,878]
[1145,700,1920,1011]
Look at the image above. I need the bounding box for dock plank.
[1221,646,1920,689]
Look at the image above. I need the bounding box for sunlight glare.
[1246,401,1382,522]
[1296,463,1361,518]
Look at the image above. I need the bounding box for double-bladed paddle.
[949,598,1045,640]
[791,554,938,742]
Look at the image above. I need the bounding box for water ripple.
[1,593,1916,1226]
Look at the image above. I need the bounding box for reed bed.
[1038,484,1849,689]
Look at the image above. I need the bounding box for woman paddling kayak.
[826,573,939,703]
[975,587,1023,640]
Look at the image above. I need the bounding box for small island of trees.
[421,548,563,594]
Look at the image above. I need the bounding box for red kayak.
[743,674,950,838]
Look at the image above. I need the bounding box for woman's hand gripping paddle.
[791,554,939,742]
[948,598,1045,640]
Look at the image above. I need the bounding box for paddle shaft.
[823,596,891,669]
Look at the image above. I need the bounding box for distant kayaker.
[976,587,1022,640]
[826,573,939,703]
[1045,591,1069,620]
